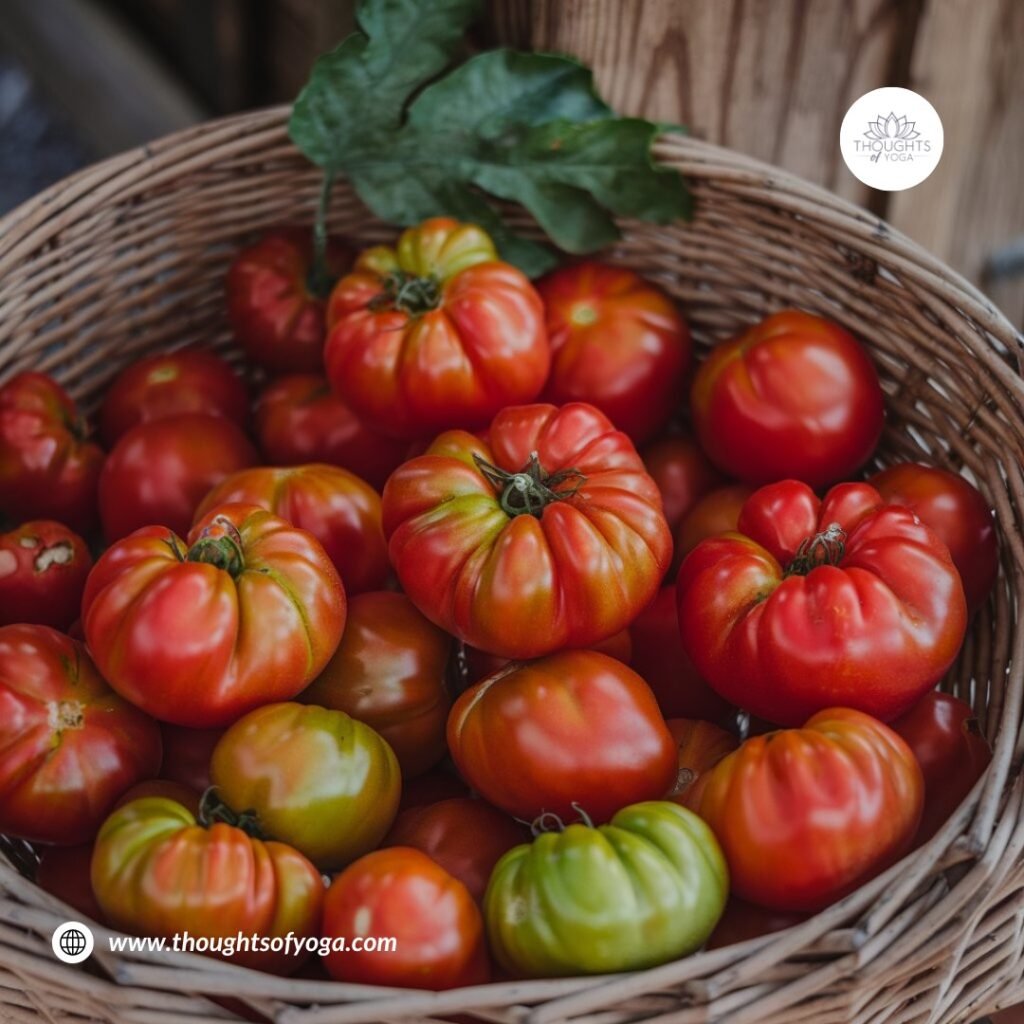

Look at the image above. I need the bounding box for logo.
[52,921,94,964]
[840,87,943,191]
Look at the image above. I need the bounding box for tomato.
[92,796,323,972]
[0,372,104,533]
[322,846,489,989]
[383,403,671,658]
[36,844,105,922]
[159,724,222,792]
[674,483,752,567]
[115,779,200,816]
[99,348,249,446]
[384,798,528,903]
[300,591,451,778]
[688,708,922,911]
[325,218,549,438]
[0,520,91,630]
[629,587,733,721]
[536,261,691,444]
[666,718,738,801]
[447,650,677,823]
[677,480,968,725]
[0,625,160,844]
[210,701,400,870]
[870,463,998,614]
[891,691,992,843]
[226,227,352,373]
[707,899,805,949]
[82,504,346,727]
[400,769,471,810]
[99,412,257,541]
[195,463,388,595]
[642,435,724,532]
[691,310,884,488]
[485,801,727,976]
[254,374,408,490]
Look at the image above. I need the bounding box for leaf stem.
[308,171,336,299]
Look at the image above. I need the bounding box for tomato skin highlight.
[447,649,678,823]
[676,479,968,725]
[687,708,923,912]
[691,309,884,488]
[537,261,691,444]
[0,624,161,845]
[321,846,490,989]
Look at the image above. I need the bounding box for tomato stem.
[473,451,586,519]
[198,787,268,839]
[368,270,442,316]
[187,517,245,578]
[784,522,847,576]
[306,171,336,299]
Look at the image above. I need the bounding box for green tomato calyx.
[785,521,846,577]
[369,270,442,316]
[473,450,586,519]
[198,787,269,840]
[530,803,595,837]
[187,517,246,578]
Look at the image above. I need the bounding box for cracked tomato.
[325,218,549,439]
[677,480,967,725]
[382,402,671,658]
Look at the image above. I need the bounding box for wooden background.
[2,0,1022,326]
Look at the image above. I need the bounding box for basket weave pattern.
[1,107,1023,1024]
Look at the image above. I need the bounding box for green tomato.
[210,701,401,870]
[484,801,728,976]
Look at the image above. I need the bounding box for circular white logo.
[52,921,94,964]
[840,87,943,191]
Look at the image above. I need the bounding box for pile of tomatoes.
[0,216,998,987]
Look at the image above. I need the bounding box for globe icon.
[59,928,87,958]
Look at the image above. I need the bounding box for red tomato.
[254,374,408,490]
[383,798,529,902]
[82,504,346,727]
[383,403,671,659]
[688,708,923,911]
[226,228,352,373]
[536,261,691,444]
[159,724,222,792]
[642,435,724,533]
[691,310,884,487]
[99,348,249,446]
[301,591,451,778]
[321,847,489,989]
[99,412,257,542]
[706,899,806,949]
[0,625,161,844]
[36,844,105,922]
[677,480,968,725]
[870,463,998,614]
[447,650,677,823]
[0,520,91,630]
[195,463,388,595]
[0,372,104,533]
[891,691,992,843]
[400,770,471,810]
[325,218,549,438]
[115,779,201,816]
[92,796,323,973]
[629,587,733,721]
[666,718,738,801]
[674,483,752,567]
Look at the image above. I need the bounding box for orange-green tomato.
[91,796,323,974]
[484,801,728,977]
[210,702,401,870]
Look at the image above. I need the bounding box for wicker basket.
[1,105,1023,1024]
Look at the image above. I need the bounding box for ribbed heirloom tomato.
[677,480,968,725]
[666,718,738,801]
[687,708,923,911]
[447,650,677,823]
[82,504,346,727]
[0,625,161,844]
[0,372,104,533]
[195,463,389,595]
[383,402,672,658]
[325,218,549,438]
[537,261,691,444]
[92,796,323,973]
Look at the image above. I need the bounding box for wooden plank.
[487,0,921,206]
[886,0,1024,328]
[0,0,205,155]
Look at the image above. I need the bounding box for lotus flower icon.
[863,113,921,161]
